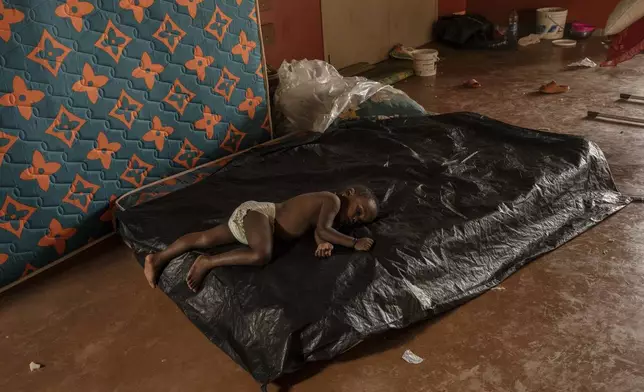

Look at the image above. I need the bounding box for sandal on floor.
[463,79,482,88]
[539,81,570,94]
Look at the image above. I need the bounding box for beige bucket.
[537,7,568,39]
[412,49,438,77]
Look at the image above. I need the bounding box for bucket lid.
[552,39,577,47]
[412,49,438,55]
[537,7,567,13]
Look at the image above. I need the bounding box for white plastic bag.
[567,58,598,68]
[402,350,424,364]
[274,60,391,133]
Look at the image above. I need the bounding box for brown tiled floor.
[2,39,644,392]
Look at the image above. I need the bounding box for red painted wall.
[439,0,467,16]
[260,0,325,68]
[467,0,619,28]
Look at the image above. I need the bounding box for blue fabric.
[338,88,426,121]
[0,0,270,287]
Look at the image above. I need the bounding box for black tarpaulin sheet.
[116,113,630,384]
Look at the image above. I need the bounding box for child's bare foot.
[144,254,162,289]
[186,255,210,292]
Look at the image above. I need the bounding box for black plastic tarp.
[433,14,513,49]
[116,113,629,384]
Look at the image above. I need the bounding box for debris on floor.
[463,79,482,88]
[29,362,43,371]
[620,93,644,103]
[567,58,598,69]
[518,34,541,46]
[402,349,424,364]
[389,44,415,60]
[539,81,570,94]
[552,39,578,48]
[491,286,507,291]
[376,70,415,86]
[587,110,644,127]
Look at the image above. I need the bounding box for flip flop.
[539,81,570,94]
[463,79,482,88]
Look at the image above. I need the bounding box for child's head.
[338,185,378,225]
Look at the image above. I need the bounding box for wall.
[322,0,438,68]
[439,0,467,16]
[260,0,463,69]
[260,0,325,68]
[259,0,618,69]
[467,0,619,28]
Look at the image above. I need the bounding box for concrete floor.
[2,39,644,392]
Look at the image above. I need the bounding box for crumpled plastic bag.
[402,350,424,364]
[518,34,541,46]
[567,57,598,68]
[274,59,409,133]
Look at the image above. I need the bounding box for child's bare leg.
[187,211,273,291]
[144,224,235,288]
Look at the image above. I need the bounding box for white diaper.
[228,201,276,245]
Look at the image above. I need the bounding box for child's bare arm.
[314,228,333,258]
[314,230,326,245]
[315,195,357,248]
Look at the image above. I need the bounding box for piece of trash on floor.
[552,39,578,48]
[402,349,424,364]
[463,79,482,88]
[29,362,43,371]
[389,44,415,60]
[539,81,570,94]
[518,34,541,46]
[376,70,415,86]
[491,286,506,291]
[567,58,597,69]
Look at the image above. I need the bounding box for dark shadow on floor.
[0,236,123,300]
[272,315,446,392]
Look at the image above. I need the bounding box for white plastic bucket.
[412,49,438,77]
[537,7,568,39]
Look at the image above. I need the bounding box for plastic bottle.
[508,9,519,43]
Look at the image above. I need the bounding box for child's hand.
[315,242,334,258]
[354,238,374,251]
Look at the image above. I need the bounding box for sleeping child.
[144,185,379,291]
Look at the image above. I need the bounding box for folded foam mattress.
[116,113,630,384]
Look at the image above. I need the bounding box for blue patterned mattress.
[0,0,271,288]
